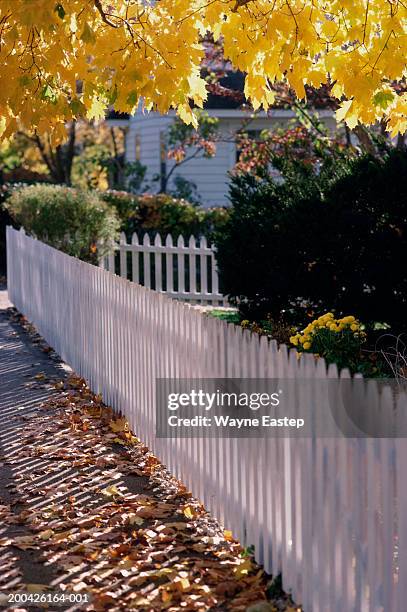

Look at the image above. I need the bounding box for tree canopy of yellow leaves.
[0,0,406,141]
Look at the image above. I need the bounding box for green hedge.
[5,184,119,263]
[101,190,230,241]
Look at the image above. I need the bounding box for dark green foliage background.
[215,149,407,330]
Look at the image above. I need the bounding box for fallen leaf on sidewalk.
[6,535,37,550]
[109,417,129,433]
[183,505,197,519]
[101,485,124,498]
[224,529,234,541]
[234,558,254,578]
[25,584,49,593]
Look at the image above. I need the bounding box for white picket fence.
[7,226,407,612]
[100,232,227,305]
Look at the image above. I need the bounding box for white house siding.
[125,111,172,189]
[126,109,336,207]
[168,121,235,206]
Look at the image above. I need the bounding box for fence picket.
[200,236,208,296]
[177,235,185,294]
[165,234,174,293]
[188,235,197,295]
[131,233,139,284]
[119,232,127,279]
[143,233,151,288]
[154,234,162,291]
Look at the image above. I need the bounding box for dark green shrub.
[5,184,119,263]
[215,149,407,331]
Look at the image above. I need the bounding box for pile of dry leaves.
[0,312,300,611]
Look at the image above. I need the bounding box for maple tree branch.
[164,147,203,187]
[291,101,326,135]
[18,131,57,178]
[370,29,395,72]
[232,0,253,12]
[176,0,218,24]
[64,121,77,185]
[362,0,370,45]
[352,124,377,155]
[94,0,119,28]
[93,0,172,69]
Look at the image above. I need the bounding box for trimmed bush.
[5,184,119,263]
[101,190,230,241]
[215,149,407,330]
[100,189,139,219]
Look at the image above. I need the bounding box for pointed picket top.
[327,361,339,379]
[120,231,127,244]
[177,235,184,247]
[288,347,298,371]
[165,234,173,247]
[143,233,151,246]
[339,366,351,379]
[200,236,207,248]
[154,233,162,246]
[131,232,139,245]
[188,235,196,248]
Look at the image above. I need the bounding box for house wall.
[126,110,336,207]
[125,111,172,189]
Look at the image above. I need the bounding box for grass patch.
[208,309,240,324]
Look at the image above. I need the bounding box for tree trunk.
[396,132,406,150]
[352,125,377,156]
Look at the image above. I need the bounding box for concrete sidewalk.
[0,286,68,593]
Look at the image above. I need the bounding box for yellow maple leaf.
[183,505,196,519]
[336,99,354,123]
[224,529,234,541]
[178,104,198,128]
[101,485,123,497]
[86,98,107,122]
[188,73,208,108]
